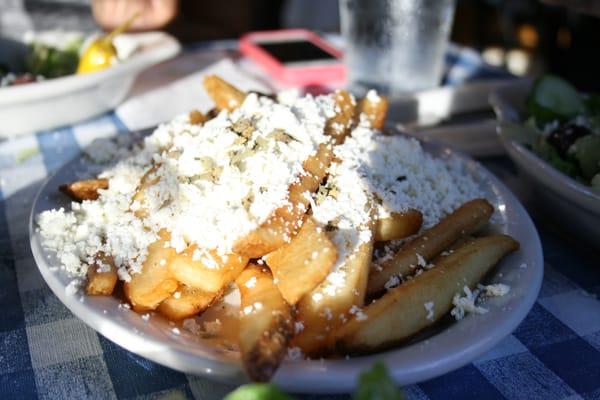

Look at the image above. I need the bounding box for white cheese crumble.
[244,276,257,288]
[384,275,401,290]
[451,283,511,320]
[37,92,335,278]
[451,286,488,320]
[286,346,305,360]
[365,89,381,103]
[424,301,435,321]
[481,283,511,297]
[335,127,483,227]
[349,305,368,321]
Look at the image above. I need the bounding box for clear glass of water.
[340,0,456,96]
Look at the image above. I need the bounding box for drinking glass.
[340,0,456,96]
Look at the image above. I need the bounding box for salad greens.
[0,35,83,87]
[515,75,600,191]
[25,37,82,79]
[224,362,404,400]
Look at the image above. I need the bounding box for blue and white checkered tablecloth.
[1,43,600,400]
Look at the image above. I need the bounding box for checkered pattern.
[1,44,599,400]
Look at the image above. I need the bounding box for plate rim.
[29,134,544,393]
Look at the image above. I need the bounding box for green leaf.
[527,75,585,128]
[532,138,580,178]
[353,362,404,400]
[584,94,600,116]
[224,384,294,400]
[572,134,600,181]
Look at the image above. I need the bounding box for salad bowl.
[0,31,180,138]
[490,80,600,247]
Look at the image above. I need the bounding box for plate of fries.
[30,76,543,393]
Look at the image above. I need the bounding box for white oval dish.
[0,32,180,138]
[490,82,600,247]
[29,137,543,393]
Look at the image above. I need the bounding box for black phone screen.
[256,40,337,64]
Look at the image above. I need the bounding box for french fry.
[189,109,208,125]
[59,178,108,201]
[85,253,118,296]
[123,231,178,310]
[374,209,423,242]
[335,235,519,353]
[357,92,389,130]
[169,247,248,293]
[263,217,337,305]
[203,75,246,111]
[367,199,494,297]
[232,142,334,257]
[157,285,218,320]
[292,229,375,356]
[237,265,293,382]
[131,165,160,218]
[325,90,356,144]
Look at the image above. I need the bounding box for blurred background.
[1,0,599,90]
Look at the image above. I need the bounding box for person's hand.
[92,0,179,32]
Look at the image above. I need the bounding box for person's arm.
[92,0,179,31]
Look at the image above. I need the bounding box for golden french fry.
[263,217,337,305]
[85,253,118,296]
[292,230,374,356]
[131,165,160,218]
[357,92,389,130]
[325,90,356,144]
[203,75,246,111]
[169,247,248,293]
[367,199,494,297]
[374,209,423,242]
[232,142,334,257]
[237,265,293,382]
[189,109,208,125]
[335,235,519,353]
[123,231,178,310]
[157,285,218,320]
[59,178,108,201]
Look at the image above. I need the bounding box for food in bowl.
[1,15,139,87]
[36,76,519,381]
[511,75,600,191]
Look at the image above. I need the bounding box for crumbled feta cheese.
[349,305,367,321]
[244,276,257,288]
[38,92,335,278]
[482,283,510,297]
[450,286,488,320]
[424,301,435,321]
[384,275,400,290]
[286,347,305,360]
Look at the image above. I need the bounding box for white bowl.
[0,32,180,138]
[490,82,600,247]
[29,135,543,393]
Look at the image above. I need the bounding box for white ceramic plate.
[29,135,543,393]
[0,32,180,138]
[490,82,600,247]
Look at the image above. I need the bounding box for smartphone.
[239,29,345,87]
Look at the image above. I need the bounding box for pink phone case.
[239,29,346,87]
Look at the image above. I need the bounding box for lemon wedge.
[77,12,139,74]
